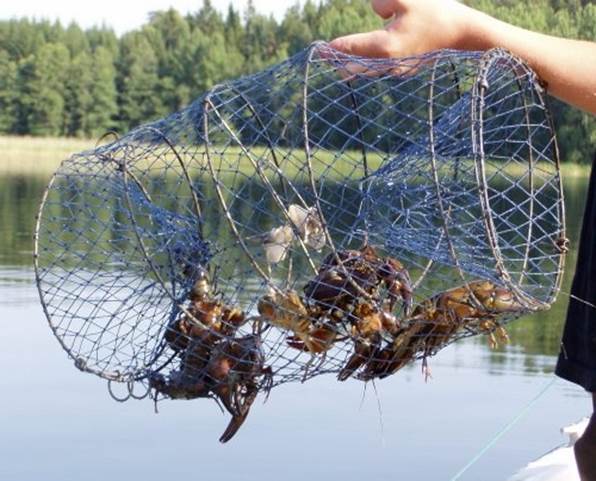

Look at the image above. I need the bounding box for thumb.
[328,30,397,58]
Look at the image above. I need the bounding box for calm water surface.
[0,172,591,481]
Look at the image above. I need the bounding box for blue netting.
[34,43,567,442]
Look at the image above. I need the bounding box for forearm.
[460,6,596,113]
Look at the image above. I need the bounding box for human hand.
[329,0,486,59]
[328,0,596,112]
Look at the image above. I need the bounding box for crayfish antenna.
[359,381,368,411]
[371,379,386,447]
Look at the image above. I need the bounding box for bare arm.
[329,0,596,114]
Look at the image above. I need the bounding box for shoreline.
[0,135,591,178]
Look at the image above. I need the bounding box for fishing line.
[445,282,593,477]
[448,376,557,481]
[563,292,596,311]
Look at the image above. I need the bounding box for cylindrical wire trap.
[34,43,566,441]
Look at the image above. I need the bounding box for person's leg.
[575,393,596,481]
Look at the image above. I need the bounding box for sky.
[0,0,303,35]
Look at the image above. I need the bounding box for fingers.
[327,30,403,78]
[325,25,425,79]
[328,30,397,58]
[372,0,408,19]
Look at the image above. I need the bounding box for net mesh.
[34,43,567,441]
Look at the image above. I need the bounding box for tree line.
[0,0,594,162]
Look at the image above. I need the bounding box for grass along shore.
[0,136,95,175]
[0,135,591,179]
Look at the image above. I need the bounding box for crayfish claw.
[286,336,308,351]
[219,411,250,443]
[338,341,372,381]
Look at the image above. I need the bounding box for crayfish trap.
[35,43,566,441]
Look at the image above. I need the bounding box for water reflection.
[1,172,589,363]
[0,282,589,481]
[0,171,591,481]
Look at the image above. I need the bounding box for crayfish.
[304,244,412,317]
[359,280,528,381]
[151,269,271,443]
[303,243,412,381]
[257,289,338,354]
[150,334,272,443]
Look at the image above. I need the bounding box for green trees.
[64,52,93,137]
[0,51,17,132]
[280,4,314,55]
[465,0,596,163]
[0,0,593,162]
[88,47,118,137]
[146,9,193,112]
[317,0,382,39]
[117,32,165,131]
[20,43,70,136]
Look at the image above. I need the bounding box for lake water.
[0,171,592,481]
